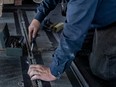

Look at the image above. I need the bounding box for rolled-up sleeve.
[34,0,60,22]
[50,0,99,78]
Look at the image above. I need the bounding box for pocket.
[89,52,110,80]
[106,55,116,79]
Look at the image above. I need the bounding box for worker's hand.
[28,19,40,42]
[28,64,56,81]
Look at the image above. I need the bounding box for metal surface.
[0,5,88,87]
[0,13,16,35]
[1,4,115,87]
[17,9,42,87]
[0,56,23,87]
[70,62,89,87]
[0,12,23,87]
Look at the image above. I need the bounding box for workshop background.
[0,0,115,87]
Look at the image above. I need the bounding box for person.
[28,0,116,81]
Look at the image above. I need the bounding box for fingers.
[32,27,38,39]
[29,69,41,78]
[28,25,37,42]
[31,74,41,80]
[28,64,57,81]
[28,65,43,75]
[28,65,45,81]
[28,19,40,42]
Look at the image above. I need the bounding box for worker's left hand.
[28,64,56,81]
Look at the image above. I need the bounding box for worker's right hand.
[28,19,40,42]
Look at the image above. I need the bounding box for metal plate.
[0,56,23,87]
[0,13,16,35]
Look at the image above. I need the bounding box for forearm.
[34,0,60,22]
[50,0,99,78]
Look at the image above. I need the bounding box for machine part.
[0,23,24,56]
[19,36,24,44]
[43,19,64,32]
[18,10,32,56]
[31,38,36,52]
[31,43,34,52]
[70,62,89,87]
[52,22,64,32]
[5,36,24,56]
[0,23,10,48]
[42,19,56,31]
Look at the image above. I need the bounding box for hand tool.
[30,38,36,52]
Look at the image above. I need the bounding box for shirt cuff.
[49,54,63,79]
[34,11,46,23]
[49,33,76,78]
[49,51,73,79]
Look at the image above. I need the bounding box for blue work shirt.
[34,0,116,78]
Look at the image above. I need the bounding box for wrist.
[31,19,40,27]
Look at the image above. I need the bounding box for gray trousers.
[89,23,116,80]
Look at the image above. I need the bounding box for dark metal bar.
[21,9,52,87]
[33,44,52,87]
[3,4,37,12]
[14,11,22,35]
[17,9,40,87]
[17,9,32,56]
[70,62,89,87]
[22,10,30,34]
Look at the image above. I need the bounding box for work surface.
[0,56,23,87]
[0,5,78,87]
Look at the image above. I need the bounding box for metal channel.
[70,62,89,87]
[17,9,42,87]
[23,10,51,87]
